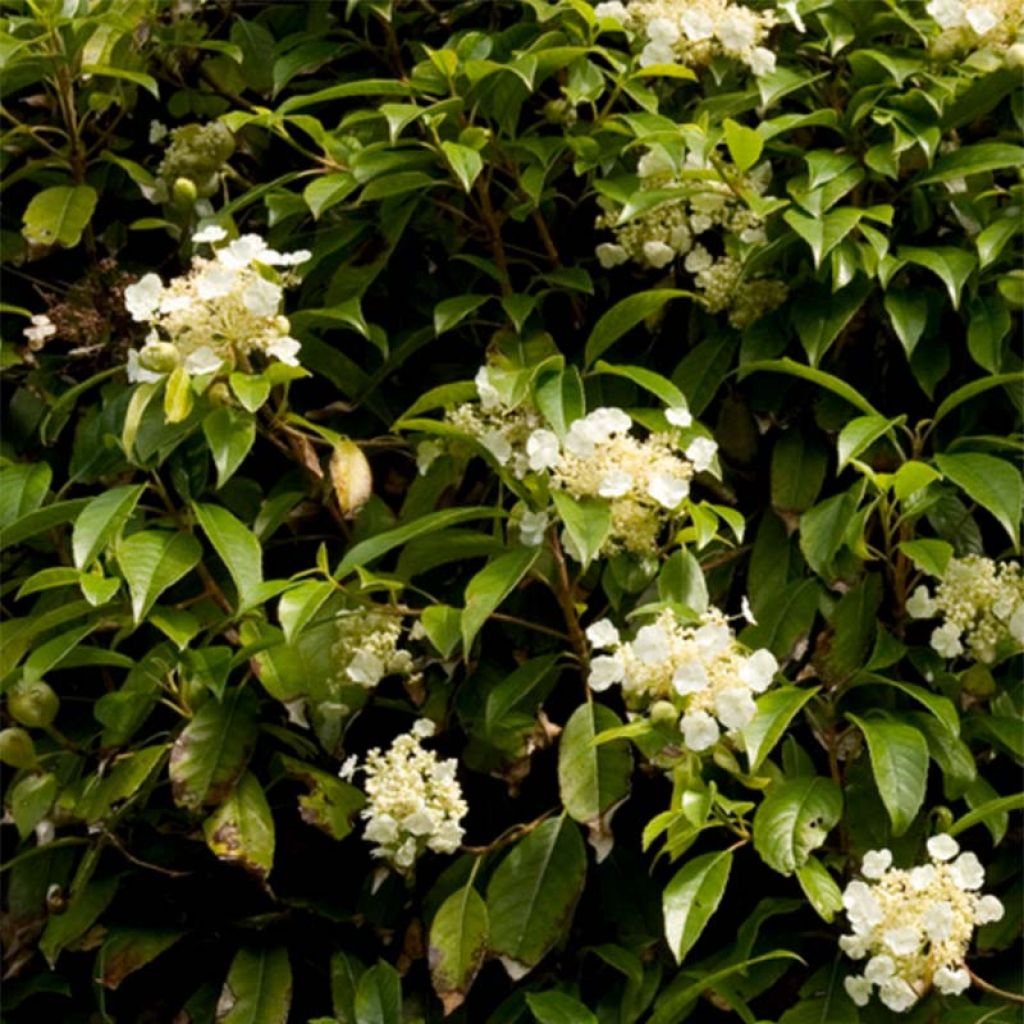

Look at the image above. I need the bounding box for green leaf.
[657,549,708,613]
[203,772,275,880]
[169,687,259,811]
[854,675,959,737]
[97,928,182,989]
[673,335,738,415]
[461,547,539,654]
[795,856,843,923]
[771,431,828,514]
[753,776,842,876]
[934,452,1022,549]
[898,246,976,311]
[884,290,929,359]
[229,373,272,414]
[277,580,335,644]
[80,63,159,97]
[203,408,256,489]
[335,507,503,579]
[441,141,483,192]
[434,294,490,336]
[429,884,489,1014]
[0,463,51,529]
[837,415,902,470]
[193,502,264,610]
[799,488,860,579]
[39,876,118,969]
[742,686,819,772]
[558,702,632,858]
[10,771,57,839]
[533,365,585,439]
[931,372,1024,430]
[791,278,871,365]
[966,297,1011,374]
[1,500,85,554]
[72,484,147,570]
[784,208,863,270]
[584,290,691,368]
[723,118,763,172]
[550,491,610,570]
[117,531,202,623]
[354,961,402,1024]
[218,946,292,1024]
[278,755,365,839]
[420,604,462,658]
[741,359,880,417]
[898,538,953,578]
[977,218,1019,269]
[915,142,1024,185]
[817,573,882,686]
[591,361,687,412]
[303,173,358,218]
[486,817,586,980]
[847,714,928,836]
[663,849,733,963]
[21,185,98,248]
[948,792,1024,838]
[526,992,597,1024]
[892,461,941,502]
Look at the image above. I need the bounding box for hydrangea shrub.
[0,0,1021,1021]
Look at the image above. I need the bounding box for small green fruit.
[8,680,59,728]
[0,727,36,768]
[171,176,199,206]
[138,341,180,374]
[650,700,680,729]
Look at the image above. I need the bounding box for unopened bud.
[138,341,179,373]
[650,700,680,729]
[172,176,198,206]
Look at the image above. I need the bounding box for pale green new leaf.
[663,849,733,963]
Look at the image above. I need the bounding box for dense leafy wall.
[1,1,1022,1022]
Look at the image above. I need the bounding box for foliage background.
[0,1,1021,1022]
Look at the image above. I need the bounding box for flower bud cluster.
[925,0,1024,54]
[152,121,235,202]
[906,555,1024,663]
[330,607,417,690]
[595,0,777,76]
[347,720,467,871]
[124,228,309,383]
[594,149,787,327]
[586,607,778,750]
[841,835,1004,1012]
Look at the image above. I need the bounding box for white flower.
[639,40,676,66]
[124,273,164,321]
[480,428,512,465]
[672,658,709,696]
[908,864,937,891]
[411,718,436,739]
[965,4,998,33]
[347,650,385,687]
[714,686,756,729]
[740,596,757,624]
[862,849,893,880]
[647,16,680,44]
[23,314,56,347]
[192,224,227,244]
[593,0,627,23]
[149,119,168,144]
[738,649,777,692]
[599,470,634,498]
[647,472,690,509]
[589,654,625,691]
[933,965,970,995]
[184,346,224,376]
[416,440,443,475]
[637,148,674,179]
[878,977,918,1012]
[194,263,237,300]
[950,852,985,890]
[844,976,872,1007]
[1009,603,1024,644]
[474,365,502,409]
[634,624,670,664]
[864,954,895,984]
[680,7,715,40]
[587,407,632,436]
[716,9,757,50]
[923,900,954,941]
[526,429,560,471]
[338,754,358,781]
[883,926,920,957]
[666,406,692,427]
[694,621,731,655]
[748,46,776,77]
[364,814,399,845]
[684,244,714,274]
[265,335,300,365]
[596,242,629,268]
[242,275,283,317]
[681,710,720,750]
[643,240,676,268]
[685,436,718,473]
[974,894,1004,924]
[519,508,549,547]
[906,586,937,618]
[780,0,806,32]
[930,622,963,658]
[689,213,713,235]
[839,933,870,959]
[126,349,164,384]
[217,233,270,270]
[586,618,620,649]
[927,834,960,862]
[926,0,967,28]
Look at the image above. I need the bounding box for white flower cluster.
[926,0,1023,51]
[595,148,787,327]
[124,228,309,384]
[22,313,56,350]
[330,607,416,690]
[587,607,778,750]
[595,0,777,76]
[346,720,467,871]
[841,835,1004,1012]
[907,555,1024,663]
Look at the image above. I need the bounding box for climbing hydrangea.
[586,606,778,750]
[594,0,778,76]
[906,555,1024,663]
[330,607,417,690]
[124,228,309,384]
[347,720,467,872]
[840,835,1004,1012]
